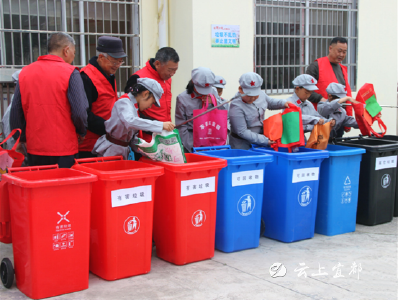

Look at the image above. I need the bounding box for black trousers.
[27,153,78,168]
[78,151,96,159]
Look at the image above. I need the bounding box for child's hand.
[318,119,325,125]
[163,122,175,131]
[268,140,276,146]
[330,119,336,127]
[284,101,293,108]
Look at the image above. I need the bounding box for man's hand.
[318,119,325,125]
[163,122,175,131]
[330,119,336,127]
[15,142,26,154]
[77,135,85,145]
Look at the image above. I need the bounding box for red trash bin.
[73,156,164,280]
[2,165,97,299]
[140,153,227,265]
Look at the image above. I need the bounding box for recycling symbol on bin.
[124,216,140,234]
[237,194,255,216]
[298,186,312,207]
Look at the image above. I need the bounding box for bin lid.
[73,160,164,181]
[251,145,329,161]
[140,153,227,173]
[2,168,97,188]
[325,144,366,156]
[335,138,398,152]
[195,149,273,166]
[366,135,398,142]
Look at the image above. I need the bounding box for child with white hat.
[214,75,227,100]
[286,74,336,133]
[92,78,174,159]
[317,82,359,139]
[229,72,292,150]
[175,67,228,153]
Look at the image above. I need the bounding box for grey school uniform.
[317,99,358,138]
[92,93,163,159]
[175,87,228,153]
[287,93,332,133]
[229,91,287,150]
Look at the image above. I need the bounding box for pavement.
[1,218,397,300]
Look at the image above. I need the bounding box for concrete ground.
[1,218,397,300]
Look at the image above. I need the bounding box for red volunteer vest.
[79,63,117,152]
[313,56,352,116]
[133,61,172,122]
[19,55,78,156]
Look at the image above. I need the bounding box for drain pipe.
[158,0,169,48]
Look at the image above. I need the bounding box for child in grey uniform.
[286,74,336,133]
[317,82,359,140]
[92,78,174,159]
[229,72,291,150]
[175,67,228,153]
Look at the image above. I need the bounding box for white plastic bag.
[136,129,187,164]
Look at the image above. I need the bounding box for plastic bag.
[136,129,187,163]
[305,123,331,150]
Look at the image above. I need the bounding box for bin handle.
[192,145,231,153]
[334,135,364,143]
[74,156,123,164]
[7,164,59,174]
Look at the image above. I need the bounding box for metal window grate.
[0,0,140,95]
[255,0,358,95]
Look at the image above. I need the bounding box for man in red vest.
[124,47,179,141]
[10,32,89,168]
[79,36,126,158]
[306,37,353,137]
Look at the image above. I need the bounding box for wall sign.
[211,24,240,48]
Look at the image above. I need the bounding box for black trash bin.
[367,135,398,217]
[335,137,398,225]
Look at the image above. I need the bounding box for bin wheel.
[260,218,266,237]
[1,258,14,288]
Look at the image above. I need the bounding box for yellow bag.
[305,123,331,150]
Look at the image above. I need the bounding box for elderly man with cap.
[317,82,359,140]
[306,37,353,136]
[79,36,127,158]
[229,72,291,150]
[92,78,174,159]
[175,67,227,153]
[287,74,335,133]
[10,32,88,168]
[125,47,179,142]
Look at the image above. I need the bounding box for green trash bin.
[335,137,398,225]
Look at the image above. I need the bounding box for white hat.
[192,67,215,95]
[292,74,319,91]
[137,78,163,107]
[326,82,347,98]
[214,75,226,89]
[239,72,263,96]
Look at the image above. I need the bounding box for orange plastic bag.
[305,123,331,150]
[263,113,283,142]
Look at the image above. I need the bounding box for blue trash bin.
[316,145,366,236]
[251,146,329,243]
[193,146,273,252]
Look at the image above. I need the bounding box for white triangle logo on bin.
[344,176,351,185]
[124,216,140,234]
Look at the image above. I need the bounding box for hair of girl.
[186,79,195,94]
[129,83,153,99]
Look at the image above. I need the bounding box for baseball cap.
[239,72,263,96]
[326,82,347,98]
[214,75,227,89]
[137,78,163,107]
[191,67,215,95]
[292,74,319,91]
[96,36,127,58]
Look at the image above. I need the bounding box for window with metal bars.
[0,0,140,94]
[255,0,358,95]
